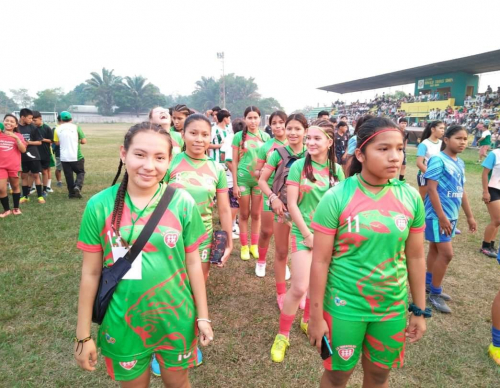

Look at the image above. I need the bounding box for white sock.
[47,179,52,188]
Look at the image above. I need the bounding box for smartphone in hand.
[321,335,333,360]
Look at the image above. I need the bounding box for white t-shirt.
[482,149,500,190]
[54,123,85,162]
[417,138,442,165]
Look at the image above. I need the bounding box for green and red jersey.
[311,175,425,322]
[257,137,288,188]
[232,129,270,183]
[77,183,207,361]
[169,130,184,158]
[165,152,228,239]
[286,158,344,233]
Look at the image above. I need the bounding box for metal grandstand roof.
[319,50,500,94]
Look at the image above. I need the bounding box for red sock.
[276,282,286,295]
[251,233,259,245]
[240,234,248,246]
[303,298,310,323]
[278,312,295,337]
[257,247,268,264]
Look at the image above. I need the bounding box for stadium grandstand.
[318,50,500,122]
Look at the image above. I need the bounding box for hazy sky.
[2,0,500,112]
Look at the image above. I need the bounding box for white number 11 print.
[346,214,360,233]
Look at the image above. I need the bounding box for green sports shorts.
[236,171,262,197]
[323,311,406,371]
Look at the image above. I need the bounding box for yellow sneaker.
[19,197,29,204]
[489,343,500,365]
[38,196,46,204]
[271,334,289,363]
[249,245,259,259]
[300,318,308,336]
[240,246,250,261]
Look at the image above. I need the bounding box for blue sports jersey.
[347,136,357,155]
[424,152,465,220]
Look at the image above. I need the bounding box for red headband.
[358,128,401,150]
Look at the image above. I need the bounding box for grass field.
[1,123,500,387]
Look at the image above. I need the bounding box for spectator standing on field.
[18,108,45,204]
[32,111,54,196]
[53,111,86,198]
[52,115,63,187]
[334,121,348,167]
[478,125,492,164]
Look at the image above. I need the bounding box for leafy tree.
[393,90,408,100]
[164,94,193,109]
[33,88,66,112]
[119,76,163,116]
[258,97,284,117]
[0,91,19,114]
[188,73,283,117]
[190,76,220,112]
[85,68,122,116]
[9,89,33,109]
[64,83,94,106]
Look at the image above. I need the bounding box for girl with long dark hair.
[75,122,213,387]
[231,106,270,260]
[308,117,427,386]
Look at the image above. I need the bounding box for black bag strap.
[125,185,176,264]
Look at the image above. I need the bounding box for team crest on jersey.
[394,215,408,232]
[335,297,346,306]
[336,345,356,361]
[164,232,179,248]
[205,176,215,185]
[105,333,116,344]
[119,360,137,370]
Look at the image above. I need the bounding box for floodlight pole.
[217,52,226,109]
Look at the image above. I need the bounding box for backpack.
[271,147,305,206]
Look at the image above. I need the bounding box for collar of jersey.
[286,145,306,156]
[355,174,397,200]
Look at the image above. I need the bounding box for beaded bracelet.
[73,335,92,355]
[408,303,432,318]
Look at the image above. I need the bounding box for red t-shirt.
[0,132,26,171]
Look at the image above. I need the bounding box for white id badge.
[107,230,143,280]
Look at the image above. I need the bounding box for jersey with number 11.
[311,175,425,322]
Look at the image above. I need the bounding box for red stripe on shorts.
[105,357,115,380]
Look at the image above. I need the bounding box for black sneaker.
[425,284,452,301]
[429,293,452,314]
[73,186,82,199]
[479,247,497,258]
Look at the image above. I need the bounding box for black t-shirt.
[19,124,42,161]
[37,124,53,161]
[334,132,349,165]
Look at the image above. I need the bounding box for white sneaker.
[46,187,54,193]
[232,232,239,239]
[255,262,266,277]
[233,223,240,235]
[285,265,291,281]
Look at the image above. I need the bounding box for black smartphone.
[209,231,228,264]
[321,335,333,360]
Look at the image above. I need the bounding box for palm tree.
[85,68,122,116]
[191,77,220,112]
[123,76,157,117]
